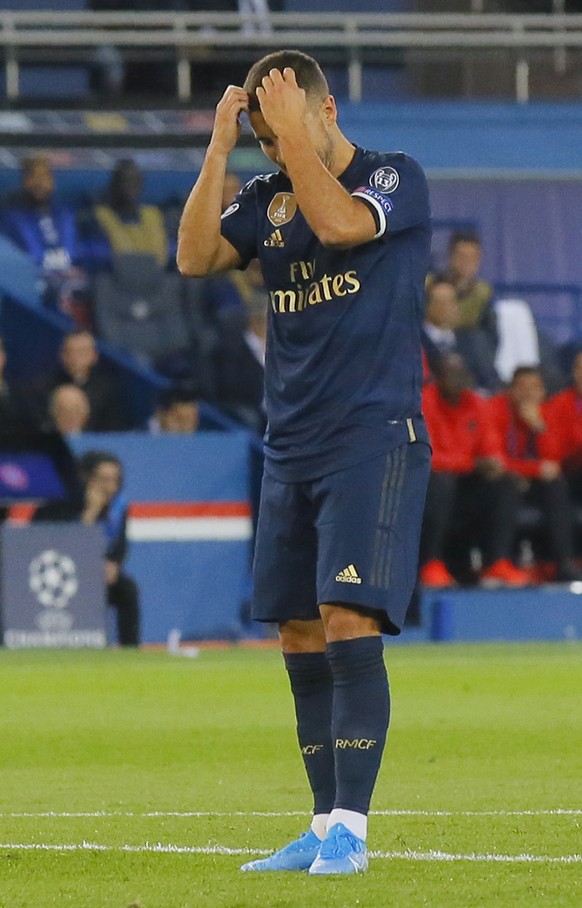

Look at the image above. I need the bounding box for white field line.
[0,842,580,864]
[2,809,582,819]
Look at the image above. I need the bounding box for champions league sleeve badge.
[369,167,400,194]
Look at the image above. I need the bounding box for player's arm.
[177,85,247,276]
[256,68,377,249]
[280,135,377,249]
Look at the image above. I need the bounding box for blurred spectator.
[32,329,129,432]
[205,254,265,317]
[422,275,500,391]
[546,349,582,475]
[420,353,530,588]
[34,450,140,647]
[238,0,274,34]
[149,386,201,434]
[47,385,91,436]
[488,366,580,582]
[422,275,460,359]
[89,3,283,97]
[90,43,125,97]
[442,231,495,331]
[212,259,267,433]
[175,170,243,398]
[0,156,90,323]
[546,349,582,550]
[92,159,169,268]
[0,336,31,433]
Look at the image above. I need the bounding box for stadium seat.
[92,253,189,366]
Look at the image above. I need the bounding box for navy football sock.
[327,636,390,815]
[284,651,336,816]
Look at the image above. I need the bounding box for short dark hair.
[432,351,468,381]
[244,50,329,112]
[157,385,201,412]
[107,157,142,203]
[427,272,455,292]
[21,154,51,178]
[62,328,95,344]
[449,230,482,251]
[77,450,122,484]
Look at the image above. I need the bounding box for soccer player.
[177,49,432,875]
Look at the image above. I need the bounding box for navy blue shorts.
[252,441,431,635]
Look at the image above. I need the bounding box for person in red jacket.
[488,366,579,582]
[545,350,582,556]
[420,353,529,588]
[546,349,582,474]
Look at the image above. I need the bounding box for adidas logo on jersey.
[335,564,362,584]
[264,229,285,248]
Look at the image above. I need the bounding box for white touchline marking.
[374,809,582,818]
[0,811,310,819]
[0,842,269,856]
[2,809,582,819]
[0,843,580,864]
[370,850,582,865]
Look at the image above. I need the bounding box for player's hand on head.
[256,67,307,136]
[210,84,249,155]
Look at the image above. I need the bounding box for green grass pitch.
[0,642,580,907]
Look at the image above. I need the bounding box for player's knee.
[278,619,326,653]
[320,604,381,642]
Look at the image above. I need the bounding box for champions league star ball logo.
[29,549,79,609]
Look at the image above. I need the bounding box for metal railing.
[1,11,582,102]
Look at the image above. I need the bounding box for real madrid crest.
[267,192,297,227]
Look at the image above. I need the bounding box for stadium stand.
[1,6,581,104]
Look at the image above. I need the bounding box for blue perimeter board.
[411,586,582,644]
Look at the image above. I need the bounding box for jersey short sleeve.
[219,177,260,267]
[350,153,430,240]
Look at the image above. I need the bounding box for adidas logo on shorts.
[335,564,362,584]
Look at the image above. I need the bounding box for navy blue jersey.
[220,146,431,481]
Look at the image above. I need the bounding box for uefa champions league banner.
[0,524,107,648]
